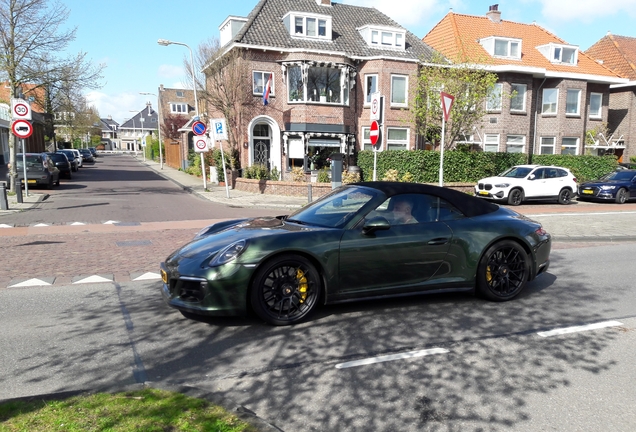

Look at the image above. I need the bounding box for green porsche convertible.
[161,182,551,325]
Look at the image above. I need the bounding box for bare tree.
[0,0,104,190]
[193,38,256,169]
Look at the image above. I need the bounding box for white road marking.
[103,220,120,224]
[0,224,13,228]
[70,222,86,226]
[132,272,161,281]
[335,348,449,369]
[32,223,49,227]
[9,278,52,288]
[73,275,113,284]
[537,320,623,337]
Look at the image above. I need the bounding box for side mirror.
[362,216,390,235]
[528,174,536,180]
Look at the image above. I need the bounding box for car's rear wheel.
[250,254,320,325]
[615,188,628,204]
[507,188,524,206]
[55,175,60,186]
[558,188,573,204]
[46,177,53,190]
[477,240,529,301]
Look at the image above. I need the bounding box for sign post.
[439,92,455,186]
[211,118,230,198]
[192,120,208,190]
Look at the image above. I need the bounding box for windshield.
[286,185,383,228]
[601,171,636,181]
[499,166,533,178]
[16,155,43,168]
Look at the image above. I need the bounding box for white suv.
[475,165,578,206]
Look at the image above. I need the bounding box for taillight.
[573,177,577,183]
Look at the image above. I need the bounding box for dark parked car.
[57,149,80,172]
[79,148,95,163]
[88,147,98,158]
[161,182,552,325]
[578,170,636,204]
[8,153,60,189]
[47,152,72,179]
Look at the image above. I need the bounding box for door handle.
[427,238,449,245]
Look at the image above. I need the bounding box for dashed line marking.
[8,278,52,288]
[0,224,13,228]
[537,320,623,337]
[73,275,114,284]
[335,348,449,369]
[532,211,636,218]
[132,272,161,281]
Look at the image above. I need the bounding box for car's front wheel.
[507,188,524,206]
[250,254,321,325]
[615,188,628,204]
[477,240,529,301]
[558,188,573,204]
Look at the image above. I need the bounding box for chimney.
[316,0,331,6]
[487,4,501,23]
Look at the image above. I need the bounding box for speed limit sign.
[11,98,32,120]
[194,137,208,153]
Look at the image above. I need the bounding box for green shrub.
[317,168,330,183]
[185,151,202,176]
[244,164,269,179]
[291,167,305,182]
[401,172,415,182]
[269,166,280,181]
[342,170,361,184]
[382,168,399,181]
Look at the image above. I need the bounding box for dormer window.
[284,12,331,40]
[479,37,522,59]
[537,43,578,65]
[359,25,405,50]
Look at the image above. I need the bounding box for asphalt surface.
[3,153,636,431]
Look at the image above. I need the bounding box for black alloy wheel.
[558,188,573,205]
[615,188,628,204]
[477,240,529,301]
[507,188,524,206]
[251,254,320,325]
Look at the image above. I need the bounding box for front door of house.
[253,124,271,168]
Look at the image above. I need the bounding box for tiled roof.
[423,11,620,79]
[586,34,636,80]
[232,0,436,61]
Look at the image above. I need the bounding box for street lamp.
[140,91,163,169]
[158,38,206,189]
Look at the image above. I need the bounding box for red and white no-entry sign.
[370,120,380,145]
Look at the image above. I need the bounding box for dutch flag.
[263,74,272,106]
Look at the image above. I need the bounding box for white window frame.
[506,135,525,153]
[494,38,521,59]
[510,83,526,112]
[386,127,409,151]
[540,137,556,154]
[252,71,274,96]
[484,134,500,152]
[589,92,603,118]
[542,88,558,115]
[170,103,188,114]
[365,74,378,105]
[553,46,577,64]
[565,89,581,116]
[390,75,408,107]
[286,13,330,40]
[176,91,184,98]
[561,137,579,155]
[361,25,405,50]
[361,127,374,151]
[487,83,503,111]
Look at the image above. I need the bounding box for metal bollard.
[0,182,8,210]
[15,179,23,204]
[307,182,312,203]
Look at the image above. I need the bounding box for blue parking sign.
[212,118,228,140]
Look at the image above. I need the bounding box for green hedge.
[356,150,617,183]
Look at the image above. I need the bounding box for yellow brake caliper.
[296,269,308,303]
[486,266,492,283]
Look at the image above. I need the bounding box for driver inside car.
[391,197,417,225]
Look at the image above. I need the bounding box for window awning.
[308,138,341,147]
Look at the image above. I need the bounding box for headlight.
[494,183,510,188]
[600,185,616,190]
[208,240,247,267]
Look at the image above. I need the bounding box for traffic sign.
[194,137,208,153]
[192,121,207,136]
[440,92,455,122]
[370,120,380,146]
[211,118,228,140]
[11,98,32,120]
[11,119,33,139]
[370,92,381,121]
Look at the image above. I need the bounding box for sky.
[58,0,636,125]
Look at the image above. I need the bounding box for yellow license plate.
[161,269,168,283]
[582,190,593,194]
[27,179,37,184]
[478,191,489,196]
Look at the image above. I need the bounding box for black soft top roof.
[353,181,499,218]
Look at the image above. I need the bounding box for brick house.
[207,0,436,178]
[586,33,636,162]
[155,85,196,170]
[423,6,627,158]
